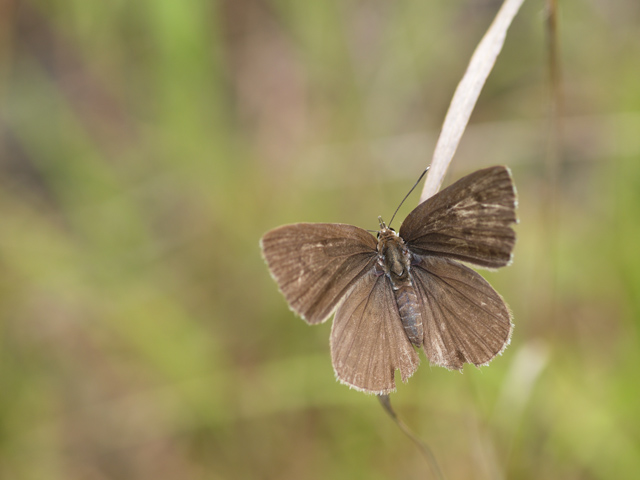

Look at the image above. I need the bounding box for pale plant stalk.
[420,0,526,203]
[387,1,527,478]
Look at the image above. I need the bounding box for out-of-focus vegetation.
[1,1,639,479]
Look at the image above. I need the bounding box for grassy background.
[2,1,640,479]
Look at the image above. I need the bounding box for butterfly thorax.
[376,228,411,280]
[376,227,424,346]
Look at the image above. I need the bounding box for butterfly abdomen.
[394,284,423,346]
[377,227,424,346]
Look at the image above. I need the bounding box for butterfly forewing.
[260,223,377,324]
[330,271,420,394]
[400,166,516,269]
[411,256,512,370]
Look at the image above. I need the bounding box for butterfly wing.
[260,223,377,324]
[330,271,420,394]
[400,166,517,269]
[411,256,512,370]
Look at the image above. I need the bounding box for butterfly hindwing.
[411,255,512,370]
[330,271,420,394]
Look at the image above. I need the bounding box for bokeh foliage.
[1,1,640,479]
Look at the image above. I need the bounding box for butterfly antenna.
[388,167,430,228]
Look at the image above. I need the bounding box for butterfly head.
[376,216,396,240]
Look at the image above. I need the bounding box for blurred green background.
[1,0,640,479]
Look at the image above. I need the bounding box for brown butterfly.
[260,166,517,394]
